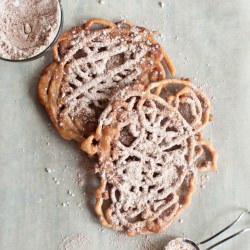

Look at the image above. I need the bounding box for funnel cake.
[82,79,217,235]
[38,18,175,142]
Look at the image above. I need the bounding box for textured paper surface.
[0,0,250,249]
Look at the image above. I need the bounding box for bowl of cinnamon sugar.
[0,0,63,62]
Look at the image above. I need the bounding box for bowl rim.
[0,0,64,63]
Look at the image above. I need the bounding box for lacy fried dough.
[82,79,217,235]
[150,79,217,172]
[38,18,175,142]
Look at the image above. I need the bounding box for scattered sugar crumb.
[194,78,214,103]
[52,177,60,185]
[57,233,90,250]
[45,168,52,173]
[100,229,157,250]
[159,1,165,8]
[198,174,210,189]
[68,190,75,197]
[119,15,129,22]
[98,0,105,4]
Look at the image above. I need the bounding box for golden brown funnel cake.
[38,18,175,143]
[82,79,217,235]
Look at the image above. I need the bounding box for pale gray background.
[0,0,250,249]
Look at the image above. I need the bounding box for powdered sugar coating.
[58,28,163,137]
[38,20,167,142]
[93,86,199,235]
[85,79,217,235]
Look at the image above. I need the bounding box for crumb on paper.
[57,233,91,250]
[159,1,165,8]
[179,219,184,223]
[198,174,210,189]
[45,168,52,173]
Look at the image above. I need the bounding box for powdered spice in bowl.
[0,0,63,62]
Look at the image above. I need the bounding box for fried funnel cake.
[82,79,217,235]
[38,18,175,142]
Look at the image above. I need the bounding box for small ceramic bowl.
[0,0,63,62]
